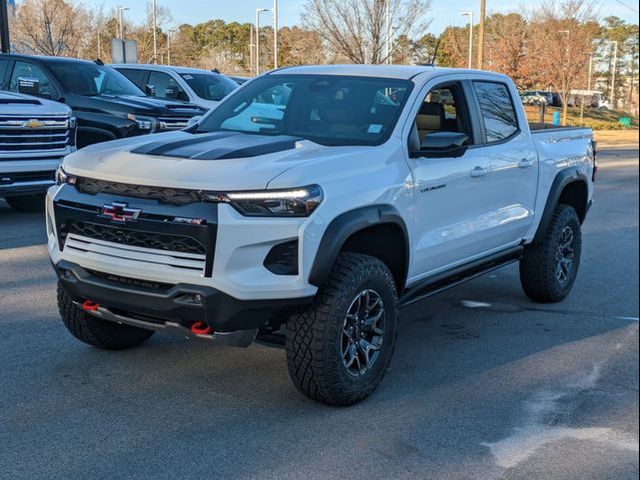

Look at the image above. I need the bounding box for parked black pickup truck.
[0,54,206,148]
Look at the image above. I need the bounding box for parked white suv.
[112,64,238,110]
[1,90,75,212]
[47,65,596,405]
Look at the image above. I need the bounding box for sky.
[98,0,639,34]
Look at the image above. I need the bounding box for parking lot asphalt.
[0,146,638,480]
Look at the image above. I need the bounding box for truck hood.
[80,94,205,117]
[0,91,72,116]
[62,131,363,190]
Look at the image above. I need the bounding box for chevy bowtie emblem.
[101,202,142,223]
[22,119,45,129]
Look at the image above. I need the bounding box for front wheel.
[520,204,582,303]
[286,253,398,406]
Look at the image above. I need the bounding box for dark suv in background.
[0,54,207,148]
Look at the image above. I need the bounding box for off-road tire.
[5,194,46,213]
[57,283,154,350]
[286,252,398,406]
[520,204,582,303]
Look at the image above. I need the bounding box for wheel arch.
[308,205,410,294]
[534,169,589,243]
[76,126,118,148]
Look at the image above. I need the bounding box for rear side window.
[473,81,519,143]
[118,68,147,89]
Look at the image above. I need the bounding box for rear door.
[470,80,538,245]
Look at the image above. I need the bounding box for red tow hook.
[191,322,212,335]
[82,300,100,312]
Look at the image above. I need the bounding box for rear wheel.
[286,253,398,406]
[57,283,154,350]
[520,204,582,303]
[5,194,46,213]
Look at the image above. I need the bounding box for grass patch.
[523,105,639,130]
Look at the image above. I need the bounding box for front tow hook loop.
[82,300,100,312]
[191,322,212,335]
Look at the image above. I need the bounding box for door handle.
[518,158,535,169]
[469,166,489,178]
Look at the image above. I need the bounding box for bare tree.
[527,0,599,125]
[11,0,94,57]
[302,0,432,64]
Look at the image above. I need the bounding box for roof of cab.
[269,64,506,81]
[111,64,224,76]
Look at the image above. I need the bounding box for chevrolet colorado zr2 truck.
[1,90,75,212]
[47,66,596,405]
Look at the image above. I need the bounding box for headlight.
[200,185,323,217]
[127,113,155,130]
[55,166,77,186]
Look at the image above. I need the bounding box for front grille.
[157,117,191,130]
[65,221,205,255]
[0,116,72,153]
[0,171,55,184]
[75,177,202,206]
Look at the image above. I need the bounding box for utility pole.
[476,0,486,69]
[610,40,618,110]
[117,7,130,39]
[273,0,278,69]
[152,0,158,64]
[249,27,254,76]
[1,0,10,54]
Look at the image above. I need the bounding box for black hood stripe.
[132,132,301,160]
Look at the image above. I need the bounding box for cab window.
[9,61,56,99]
[473,81,519,143]
[118,68,147,89]
[409,82,472,153]
[148,72,188,101]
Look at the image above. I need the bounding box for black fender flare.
[534,168,589,243]
[77,126,118,141]
[308,204,409,288]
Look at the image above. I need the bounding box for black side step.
[399,246,524,308]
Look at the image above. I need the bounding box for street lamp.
[152,0,158,64]
[255,8,270,75]
[460,11,473,69]
[167,29,177,66]
[117,7,130,39]
[273,0,278,70]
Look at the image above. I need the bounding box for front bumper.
[55,260,312,333]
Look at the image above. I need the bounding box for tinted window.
[474,81,518,143]
[148,72,186,100]
[197,74,412,147]
[118,68,147,88]
[179,73,238,101]
[49,62,144,96]
[9,61,56,99]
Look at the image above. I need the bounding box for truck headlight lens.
[55,166,76,186]
[127,114,155,130]
[200,185,323,217]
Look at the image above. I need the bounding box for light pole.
[117,7,130,39]
[385,0,391,64]
[1,0,10,54]
[152,0,158,64]
[249,26,255,76]
[460,11,473,69]
[273,0,278,69]
[167,29,176,65]
[255,8,270,75]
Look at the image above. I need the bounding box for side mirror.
[18,77,41,97]
[413,132,470,158]
[186,116,202,128]
[145,84,156,96]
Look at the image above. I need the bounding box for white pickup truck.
[1,91,75,211]
[47,66,596,405]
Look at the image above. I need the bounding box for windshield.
[180,73,238,101]
[196,74,413,146]
[49,62,145,97]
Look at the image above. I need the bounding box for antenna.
[430,38,442,66]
